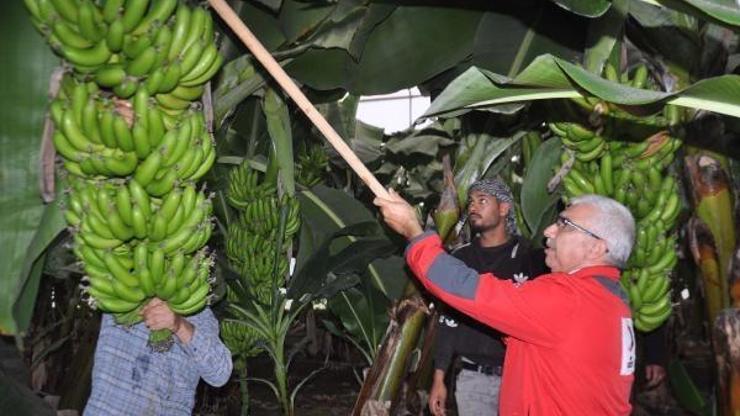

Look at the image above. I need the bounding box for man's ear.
[499,202,511,217]
[589,238,609,259]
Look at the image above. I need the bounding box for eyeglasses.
[555,215,605,242]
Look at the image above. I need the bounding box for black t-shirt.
[433,236,548,370]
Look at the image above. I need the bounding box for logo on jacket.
[439,314,458,327]
[513,272,529,285]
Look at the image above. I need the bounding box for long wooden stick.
[208,0,389,199]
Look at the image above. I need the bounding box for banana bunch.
[132,110,216,196]
[52,77,216,187]
[24,0,222,100]
[552,64,684,332]
[237,195,301,236]
[295,144,328,188]
[221,320,262,359]
[65,175,215,313]
[226,162,277,209]
[220,162,301,357]
[32,2,224,349]
[549,122,607,163]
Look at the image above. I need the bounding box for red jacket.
[407,233,634,415]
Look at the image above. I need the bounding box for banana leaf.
[288,221,395,300]
[550,0,611,17]
[286,5,481,94]
[626,1,703,75]
[294,185,409,299]
[453,133,520,207]
[277,0,336,45]
[0,339,53,416]
[559,0,740,28]
[326,279,391,361]
[658,0,740,27]
[0,1,64,335]
[424,54,740,119]
[471,2,586,77]
[263,88,295,194]
[583,0,628,74]
[520,137,562,240]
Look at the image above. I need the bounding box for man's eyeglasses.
[555,215,605,242]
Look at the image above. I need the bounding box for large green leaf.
[424,54,740,119]
[520,137,562,238]
[263,88,295,194]
[213,55,268,127]
[648,0,740,27]
[584,0,628,74]
[627,1,702,74]
[294,186,408,298]
[552,0,740,28]
[472,2,586,77]
[327,282,389,360]
[276,0,335,46]
[453,133,520,206]
[299,1,369,51]
[288,222,395,300]
[286,6,482,94]
[550,0,611,17]
[0,2,64,335]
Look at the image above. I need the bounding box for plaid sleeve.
[177,308,233,387]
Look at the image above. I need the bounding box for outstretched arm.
[373,189,423,240]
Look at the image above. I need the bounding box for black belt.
[460,361,502,376]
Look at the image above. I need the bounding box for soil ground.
[196,352,361,415]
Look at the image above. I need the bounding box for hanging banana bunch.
[550,62,682,333]
[221,162,301,361]
[25,0,223,102]
[295,143,328,188]
[26,0,224,350]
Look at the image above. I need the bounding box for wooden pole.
[208,0,389,199]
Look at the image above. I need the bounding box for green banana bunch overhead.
[551,63,683,332]
[25,0,223,100]
[295,144,328,188]
[66,176,215,321]
[220,162,302,359]
[30,1,226,350]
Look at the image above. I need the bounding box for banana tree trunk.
[684,151,736,322]
[712,308,740,416]
[351,294,428,416]
[352,158,461,415]
[393,308,438,415]
[688,217,725,325]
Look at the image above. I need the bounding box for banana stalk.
[685,151,736,321]
[688,218,725,324]
[712,308,740,416]
[351,296,428,415]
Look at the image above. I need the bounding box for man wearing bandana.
[429,178,547,416]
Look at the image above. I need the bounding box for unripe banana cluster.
[220,163,301,358]
[25,0,222,103]
[295,144,329,188]
[551,64,683,332]
[28,1,224,348]
[66,176,215,321]
[51,79,215,185]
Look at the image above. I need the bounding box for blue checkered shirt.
[84,308,233,416]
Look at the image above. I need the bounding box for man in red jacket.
[374,191,636,415]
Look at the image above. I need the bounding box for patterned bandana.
[467,177,518,235]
